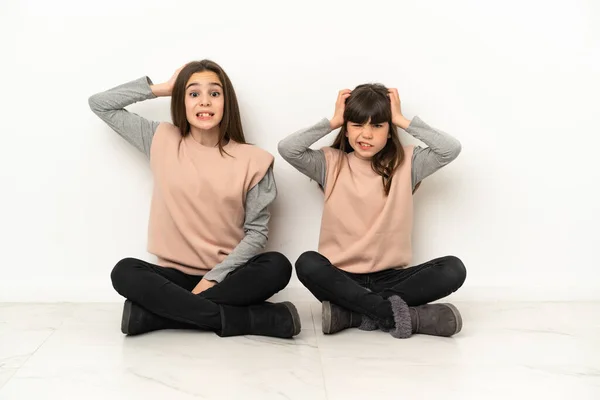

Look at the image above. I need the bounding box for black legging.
[111,252,292,331]
[295,251,466,327]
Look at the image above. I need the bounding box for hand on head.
[329,89,352,130]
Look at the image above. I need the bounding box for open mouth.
[358,142,373,150]
[196,112,215,120]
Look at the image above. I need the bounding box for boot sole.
[121,300,132,335]
[441,303,462,335]
[282,301,301,336]
[322,301,332,334]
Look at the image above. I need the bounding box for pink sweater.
[318,146,415,273]
[148,123,274,275]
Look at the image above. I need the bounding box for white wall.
[1,0,598,302]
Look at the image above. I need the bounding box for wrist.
[150,83,171,97]
[394,116,411,130]
[329,118,342,130]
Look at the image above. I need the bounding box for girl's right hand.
[329,89,351,130]
[151,64,187,97]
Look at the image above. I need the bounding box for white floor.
[0,302,599,400]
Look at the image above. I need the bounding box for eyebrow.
[186,82,223,90]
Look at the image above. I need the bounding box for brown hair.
[171,60,245,155]
[329,83,405,196]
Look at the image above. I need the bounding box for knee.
[110,257,138,293]
[260,251,292,284]
[443,256,467,290]
[295,251,323,281]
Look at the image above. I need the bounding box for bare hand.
[165,64,187,94]
[192,278,217,295]
[330,89,351,130]
[151,64,187,97]
[388,88,410,129]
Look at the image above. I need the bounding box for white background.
[1,0,598,301]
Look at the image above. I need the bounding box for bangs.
[344,87,391,125]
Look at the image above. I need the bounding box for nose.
[198,94,211,107]
[362,125,373,139]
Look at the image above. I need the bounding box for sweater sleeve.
[408,116,462,190]
[277,118,332,188]
[203,166,276,282]
[88,76,160,158]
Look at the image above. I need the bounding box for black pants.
[111,252,292,332]
[295,251,466,327]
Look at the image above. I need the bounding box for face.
[184,71,224,133]
[345,118,390,160]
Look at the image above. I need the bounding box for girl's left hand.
[388,88,410,129]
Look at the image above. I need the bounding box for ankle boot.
[121,300,194,336]
[321,301,377,334]
[219,302,301,338]
[409,303,462,337]
[378,295,413,339]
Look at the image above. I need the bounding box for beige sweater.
[319,147,415,273]
[148,124,274,275]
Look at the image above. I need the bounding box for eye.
[210,91,221,97]
[351,124,362,127]
[189,92,198,98]
[374,124,383,128]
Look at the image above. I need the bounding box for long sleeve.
[202,166,277,283]
[277,118,332,188]
[88,76,160,158]
[408,116,462,189]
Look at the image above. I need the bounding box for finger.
[173,64,188,78]
[338,93,350,103]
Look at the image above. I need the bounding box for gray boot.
[410,303,462,337]
[379,295,413,338]
[322,301,378,334]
